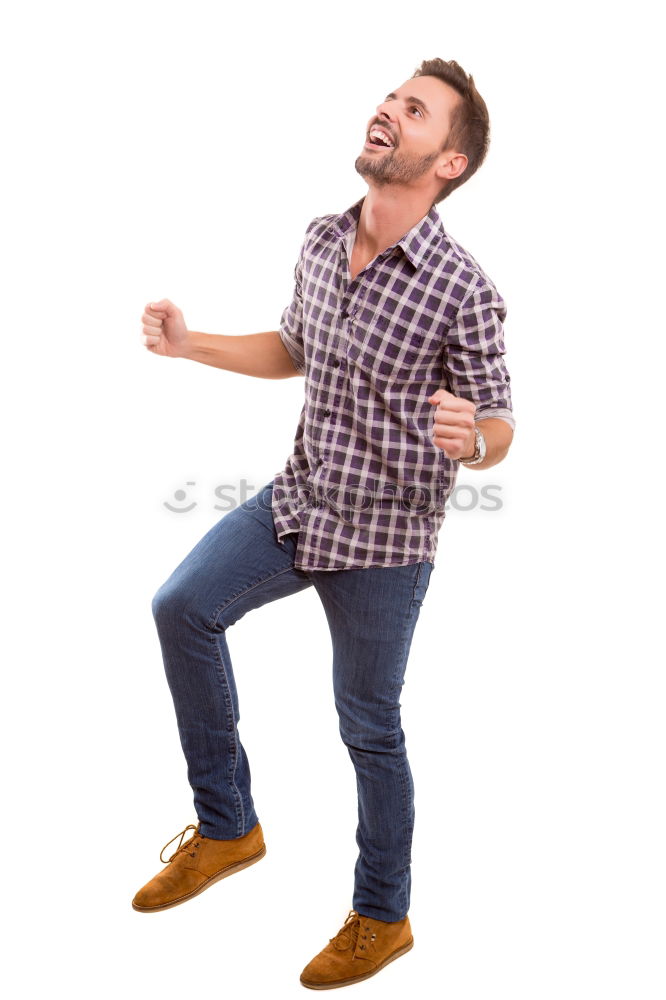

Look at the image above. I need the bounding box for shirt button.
[317,458,324,466]
[324,409,331,417]
[332,359,340,367]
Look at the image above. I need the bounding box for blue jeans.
[151,479,434,922]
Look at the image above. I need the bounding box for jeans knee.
[151,580,187,628]
[337,705,405,755]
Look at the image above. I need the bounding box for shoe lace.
[159,822,204,864]
[330,910,375,952]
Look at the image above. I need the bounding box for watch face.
[477,428,486,460]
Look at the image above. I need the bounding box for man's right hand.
[141,299,190,358]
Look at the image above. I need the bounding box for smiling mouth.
[366,126,395,149]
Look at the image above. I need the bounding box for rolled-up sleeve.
[278,238,309,376]
[442,279,515,430]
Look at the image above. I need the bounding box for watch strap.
[459,424,486,465]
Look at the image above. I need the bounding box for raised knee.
[151,580,187,626]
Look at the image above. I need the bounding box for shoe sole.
[299,936,414,990]
[132,843,267,913]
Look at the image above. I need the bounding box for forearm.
[459,417,514,470]
[182,329,302,379]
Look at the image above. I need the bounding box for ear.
[435,151,468,183]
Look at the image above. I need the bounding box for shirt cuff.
[475,408,516,431]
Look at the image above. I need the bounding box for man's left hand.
[427,388,476,460]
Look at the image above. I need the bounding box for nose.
[374,99,396,124]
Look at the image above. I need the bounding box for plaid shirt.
[271,196,515,571]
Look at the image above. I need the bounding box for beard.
[354,144,441,186]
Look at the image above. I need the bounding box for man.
[134,57,515,990]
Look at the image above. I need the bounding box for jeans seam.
[211,633,245,835]
[398,756,413,867]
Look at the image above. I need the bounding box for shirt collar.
[328,194,445,270]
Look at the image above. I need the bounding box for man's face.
[355,75,461,192]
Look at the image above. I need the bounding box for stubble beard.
[354,145,441,186]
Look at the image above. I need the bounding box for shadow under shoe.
[132,820,266,913]
[300,908,414,990]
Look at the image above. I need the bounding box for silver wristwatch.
[459,424,486,465]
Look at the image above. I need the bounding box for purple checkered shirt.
[271,195,515,571]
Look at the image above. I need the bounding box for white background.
[2,1,663,998]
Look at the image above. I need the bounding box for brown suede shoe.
[300,908,414,990]
[132,820,266,912]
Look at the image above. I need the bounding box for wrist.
[178,330,199,361]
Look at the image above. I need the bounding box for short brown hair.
[411,57,491,204]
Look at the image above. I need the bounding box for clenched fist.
[141,299,190,358]
[427,388,476,460]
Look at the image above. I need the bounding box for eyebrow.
[384,92,430,116]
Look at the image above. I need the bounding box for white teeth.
[369,127,393,147]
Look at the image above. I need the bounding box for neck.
[355,187,433,257]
